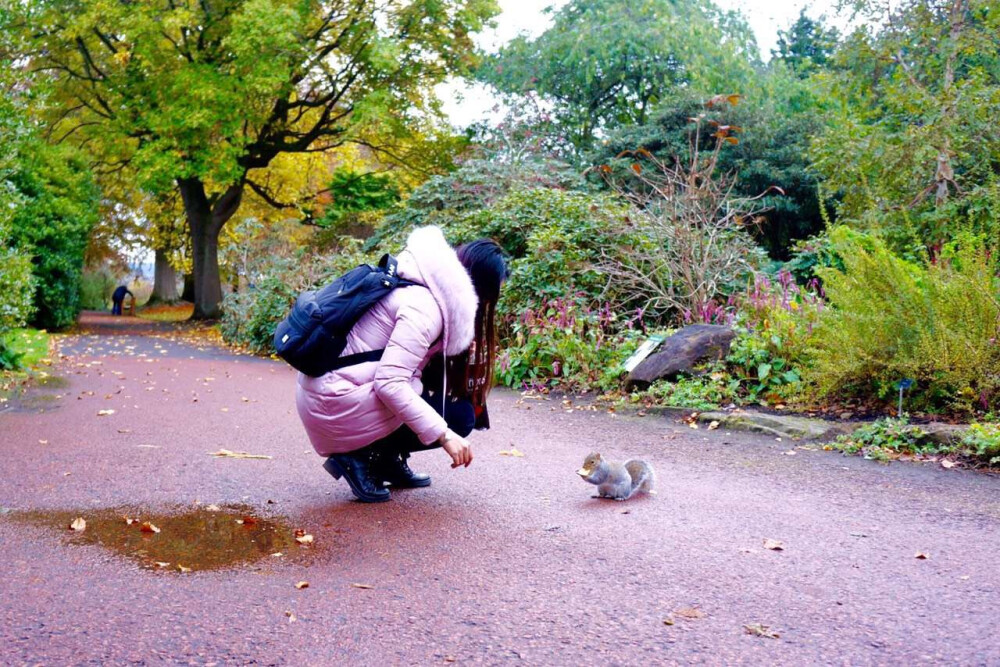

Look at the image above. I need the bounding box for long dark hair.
[453,239,508,414]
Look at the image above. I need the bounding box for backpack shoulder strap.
[378,252,418,288]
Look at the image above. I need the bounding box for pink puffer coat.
[295,226,478,455]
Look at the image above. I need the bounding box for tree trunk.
[181,273,195,302]
[150,248,179,303]
[178,177,243,320]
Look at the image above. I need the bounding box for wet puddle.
[11,505,309,572]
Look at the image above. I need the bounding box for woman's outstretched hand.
[439,429,473,468]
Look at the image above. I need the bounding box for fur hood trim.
[398,226,477,356]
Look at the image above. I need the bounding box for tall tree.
[773,9,840,76]
[479,0,759,154]
[13,0,497,318]
[812,0,1000,248]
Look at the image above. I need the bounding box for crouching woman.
[295,226,508,502]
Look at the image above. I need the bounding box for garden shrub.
[635,372,739,411]
[220,236,368,354]
[812,227,1000,414]
[456,189,631,323]
[0,218,36,370]
[725,270,823,404]
[831,418,935,462]
[961,423,1000,466]
[6,143,99,330]
[78,266,117,310]
[496,297,642,393]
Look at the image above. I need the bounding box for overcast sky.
[437,0,842,127]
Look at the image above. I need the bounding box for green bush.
[497,297,642,393]
[831,418,935,462]
[0,230,35,334]
[6,143,99,330]
[812,227,1000,414]
[636,373,739,411]
[455,189,630,321]
[961,423,1000,466]
[725,270,823,404]
[220,236,368,354]
[78,266,117,310]
[0,212,36,370]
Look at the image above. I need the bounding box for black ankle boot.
[323,447,391,503]
[374,450,431,488]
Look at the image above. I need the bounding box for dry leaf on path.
[295,534,314,545]
[209,449,272,460]
[295,581,309,589]
[177,564,192,573]
[96,409,115,416]
[674,607,707,620]
[285,610,296,623]
[763,539,785,551]
[744,623,780,639]
[154,562,170,568]
[140,522,161,534]
[707,421,720,430]
[69,517,86,532]
[915,552,929,560]
[350,583,374,590]
[941,460,956,469]
[498,447,525,457]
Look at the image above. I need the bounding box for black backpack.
[273,254,414,377]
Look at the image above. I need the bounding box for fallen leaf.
[123,517,137,525]
[688,422,699,430]
[663,618,675,626]
[285,610,296,623]
[763,539,785,551]
[117,429,132,434]
[177,564,192,573]
[140,522,161,534]
[915,552,929,560]
[744,623,780,639]
[707,421,720,430]
[205,504,221,512]
[674,607,706,620]
[350,583,374,589]
[209,449,272,460]
[235,516,257,526]
[38,439,49,445]
[271,552,284,558]
[295,581,309,589]
[941,460,956,469]
[783,450,796,456]
[69,517,86,532]
[498,447,525,457]
[96,409,115,416]
[295,534,314,545]
[154,561,170,568]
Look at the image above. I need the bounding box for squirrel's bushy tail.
[624,460,656,499]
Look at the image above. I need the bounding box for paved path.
[2,312,999,665]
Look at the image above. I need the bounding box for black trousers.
[376,390,476,455]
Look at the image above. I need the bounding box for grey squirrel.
[577,452,656,500]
